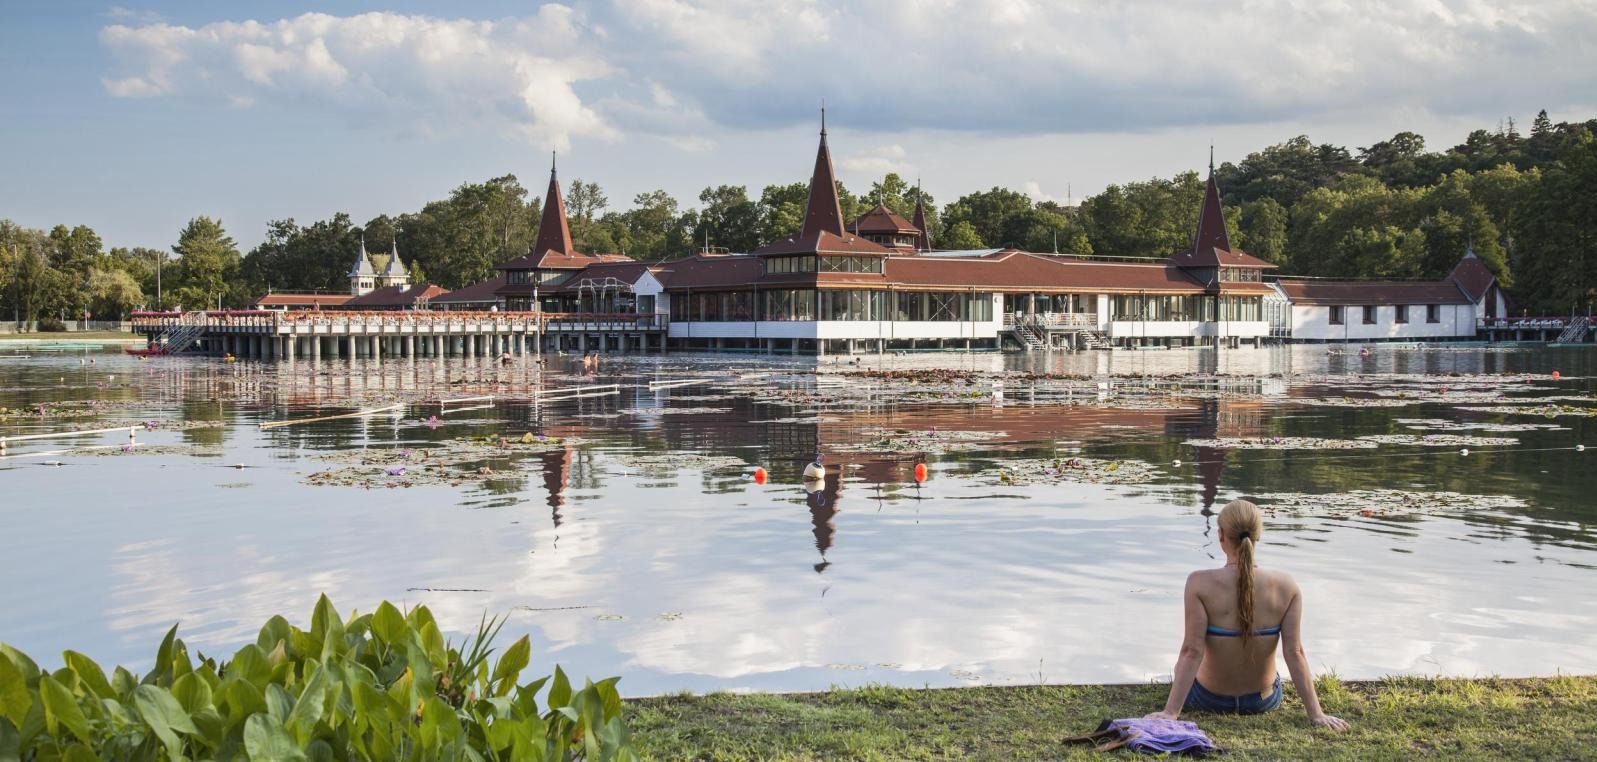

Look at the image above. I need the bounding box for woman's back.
[1190,566,1297,696]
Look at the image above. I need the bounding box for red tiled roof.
[253,293,354,308]
[852,203,919,236]
[801,128,846,239]
[652,255,766,290]
[496,250,631,271]
[1167,171,1277,271]
[343,284,450,308]
[553,261,661,292]
[430,275,505,304]
[1274,279,1470,306]
[912,195,931,251]
[753,229,894,256]
[1446,250,1497,302]
[534,166,575,257]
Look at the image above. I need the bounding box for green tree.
[171,216,241,309]
[86,267,144,318]
[1512,133,1597,314]
[941,187,1034,249]
[692,185,762,253]
[939,220,985,249]
[1079,173,1206,258]
[1239,198,1288,264]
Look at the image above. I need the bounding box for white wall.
[1106,320,1271,339]
[667,318,1001,341]
[1290,303,1476,340]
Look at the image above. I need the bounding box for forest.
[2,110,1594,323]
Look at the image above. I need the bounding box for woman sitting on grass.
[1147,499,1349,730]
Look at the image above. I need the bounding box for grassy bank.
[630,675,1597,761]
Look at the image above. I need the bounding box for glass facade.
[1220,267,1263,282]
[1109,295,1262,321]
[672,289,993,322]
[764,256,815,274]
[819,256,885,273]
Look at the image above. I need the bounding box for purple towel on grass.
[1106,718,1219,755]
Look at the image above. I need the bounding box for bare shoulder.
[1185,568,1226,590]
[1256,568,1301,595]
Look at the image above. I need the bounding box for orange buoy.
[914,462,928,482]
[753,467,768,485]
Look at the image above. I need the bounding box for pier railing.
[131,309,667,333]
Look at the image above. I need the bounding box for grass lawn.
[629,675,1597,761]
[0,331,140,341]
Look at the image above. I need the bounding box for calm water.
[1,344,1594,695]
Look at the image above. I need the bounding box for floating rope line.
[1165,443,1589,469]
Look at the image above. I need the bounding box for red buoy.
[914,462,928,482]
[753,467,768,485]
[1553,371,1561,380]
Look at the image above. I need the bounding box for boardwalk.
[129,310,667,359]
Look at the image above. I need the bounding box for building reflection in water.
[538,447,572,527]
[803,472,842,574]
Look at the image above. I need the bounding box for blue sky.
[3,1,1595,251]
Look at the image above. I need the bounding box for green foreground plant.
[0,595,636,761]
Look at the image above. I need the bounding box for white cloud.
[99,9,618,151]
[98,1,1597,151]
[1021,180,1061,205]
[840,144,910,176]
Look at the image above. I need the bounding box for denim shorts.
[1186,675,1283,714]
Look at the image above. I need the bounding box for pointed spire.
[533,152,575,256]
[912,180,931,252]
[1192,161,1231,257]
[800,105,846,239]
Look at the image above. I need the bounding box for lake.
[1,344,1594,696]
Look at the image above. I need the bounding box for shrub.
[35,318,66,332]
[0,595,637,761]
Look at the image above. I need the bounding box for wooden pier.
[129,310,668,359]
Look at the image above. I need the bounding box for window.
[819,256,884,273]
[1329,306,1344,325]
[1221,268,1262,283]
[1426,304,1440,323]
[764,256,816,275]
[1395,305,1409,324]
[763,289,816,321]
[1362,306,1377,325]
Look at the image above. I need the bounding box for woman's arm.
[1148,573,1209,719]
[1279,583,1350,731]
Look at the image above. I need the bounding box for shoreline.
[628,675,1597,760]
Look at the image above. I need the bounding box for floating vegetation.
[312,433,575,466]
[1393,417,1566,433]
[611,452,747,472]
[1459,404,1597,419]
[77,444,222,457]
[987,456,1162,486]
[835,427,1005,455]
[1356,433,1520,447]
[1249,488,1526,517]
[623,407,732,416]
[302,466,485,488]
[1184,437,1378,450]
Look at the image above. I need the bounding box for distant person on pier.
[1146,500,1349,730]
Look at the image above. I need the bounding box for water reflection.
[0,345,1593,694]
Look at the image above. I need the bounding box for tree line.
[3,110,1594,323]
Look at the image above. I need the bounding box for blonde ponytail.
[1218,500,1265,644]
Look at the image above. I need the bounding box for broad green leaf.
[227,644,272,689]
[595,678,623,721]
[219,677,265,729]
[405,605,437,633]
[110,667,138,699]
[171,671,214,714]
[285,665,330,743]
[257,616,292,653]
[0,647,38,689]
[39,675,91,744]
[134,684,198,758]
[265,684,294,723]
[60,742,100,762]
[62,652,114,701]
[547,666,571,710]
[306,738,334,762]
[243,714,308,762]
[147,624,179,686]
[491,636,530,695]
[371,603,406,647]
[0,717,19,762]
[0,655,30,727]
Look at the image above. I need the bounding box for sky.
[2,0,1595,252]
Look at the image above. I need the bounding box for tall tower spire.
[1192,155,1231,256]
[533,151,575,256]
[911,179,931,252]
[800,104,845,238]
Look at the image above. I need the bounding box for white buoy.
[1578,445,1587,452]
[1459,448,1470,456]
[802,453,826,481]
[1172,459,1183,467]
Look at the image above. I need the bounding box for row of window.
[1108,295,1263,322]
[1329,304,1443,325]
[669,289,995,322]
[763,255,887,275]
[505,270,570,286]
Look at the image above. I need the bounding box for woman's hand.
[1310,713,1349,732]
[1143,711,1179,722]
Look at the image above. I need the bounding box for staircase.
[1077,330,1112,350]
[1554,316,1591,344]
[1009,320,1047,351]
[152,322,206,355]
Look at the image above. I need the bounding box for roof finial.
[820,99,827,138]
[550,150,557,177]
[1208,143,1215,174]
